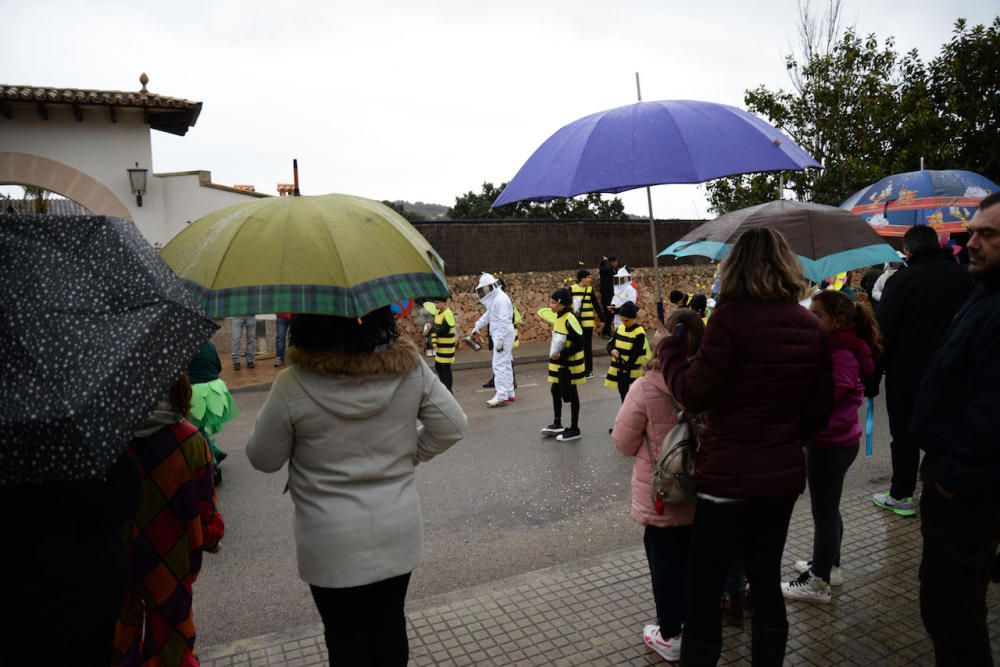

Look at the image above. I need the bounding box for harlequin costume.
[113,414,224,667]
[605,301,650,402]
[539,288,586,442]
[186,341,239,483]
[571,269,599,377]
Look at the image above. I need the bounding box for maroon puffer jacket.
[661,298,833,500]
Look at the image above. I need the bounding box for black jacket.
[872,250,973,409]
[911,268,1000,495]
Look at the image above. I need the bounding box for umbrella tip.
[773,138,782,146]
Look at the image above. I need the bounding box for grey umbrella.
[0,214,217,484]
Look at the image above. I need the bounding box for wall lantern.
[127,162,148,207]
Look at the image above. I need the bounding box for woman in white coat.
[247,308,469,667]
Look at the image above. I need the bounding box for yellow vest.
[570,283,597,329]
[432,308,456,364]
[604,323,649,387]
[548,312,586,385]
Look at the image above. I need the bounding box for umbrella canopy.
[0,214,218,484]
[160,194,449,318]
[660,200,900,283]
[492,99,820,207]
[841,169,998,237]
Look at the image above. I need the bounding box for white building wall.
[0,104,264,246]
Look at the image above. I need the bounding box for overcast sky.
[2,0,996,218]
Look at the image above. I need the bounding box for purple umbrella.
[492,93,820,314]
[493,99,819,206]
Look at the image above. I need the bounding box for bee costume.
[604,301,650,402]
[538,288,585,442]
[423,301,456,393]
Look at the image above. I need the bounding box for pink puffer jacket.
[612,372,696,527]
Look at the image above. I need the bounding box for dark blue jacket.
[911,268,1000,495]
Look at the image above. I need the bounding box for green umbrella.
[160,193,449,318]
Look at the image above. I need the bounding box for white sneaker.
[782,571,832,604]
[643,624,681,662]
[794,560,843,586]
[485,396,508,408]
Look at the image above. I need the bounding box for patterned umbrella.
[159,193,449,318]
[840,169,998,238]
[0,214,217,484]
[659,200,900,283]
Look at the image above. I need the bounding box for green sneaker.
[872,491,917,517]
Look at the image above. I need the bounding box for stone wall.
[412,219,704,275]
[209,264,720,359]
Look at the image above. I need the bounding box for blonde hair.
[717,228,807,303]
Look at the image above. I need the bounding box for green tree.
[380,200,428,222]
[22,185,51,214]
[705,16,1000,214]
[447,182,627,220]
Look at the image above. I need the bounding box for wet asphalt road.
[194,360,894,646]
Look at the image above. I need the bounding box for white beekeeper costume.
[474,273,516,406]
[610,267,638,329]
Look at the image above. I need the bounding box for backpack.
[645,392,700,506]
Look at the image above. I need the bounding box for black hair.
[688,294,708,316]
[668,290,686,304]
[902,225,941,257]
[550,288,572,307]
[978,191,1000,211]
[607,254,618,262]
[290,307,399,354]
[577,269,591,281]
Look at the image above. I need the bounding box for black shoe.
[556,427,582,442]
[540,423,565,436]
[482,379,495,389]
[233,361,241,371]
[246,360,255,369]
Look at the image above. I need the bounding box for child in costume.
[605,301,651,402]
[571,269,599,378]
[187,340,239,485]
[424,297,457,393]
[609,267,638,329]
[539,288,586,442]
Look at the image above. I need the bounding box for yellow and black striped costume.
[431,308,456,364]
[604,323,650,388]
[548,311,587,385]
[570,283,598,330]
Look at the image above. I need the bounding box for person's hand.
[608,305,616,313]
[935,480,955,500]
[611,350,621,359]
[206,543,222,554]
[422,323,432,335]
[551,351,561,361]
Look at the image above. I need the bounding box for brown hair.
[167,373,193,415]
[812,290,883,360]
[717,228,807,303]
[650,308,706,370]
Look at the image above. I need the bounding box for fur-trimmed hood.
[289,337,420,377]
[286,338,422,420]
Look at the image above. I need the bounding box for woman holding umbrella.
[246,308,468,666]
[660,228,833,665]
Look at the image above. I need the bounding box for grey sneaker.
[781,571,831,604]
[794,560,843,586]
[872,491,917,517]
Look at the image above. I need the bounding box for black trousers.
[681,497,797,667]
[2,621,115,666]
[551,382,580,428]
[310,572,412,667]
[806,445,859,581]
[434,361,453,393]
[919,476,1000,667]
[582,327,594,375]
[886,383,920,500]
[644,524,692,639]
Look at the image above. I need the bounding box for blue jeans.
[231,316,256,363]
[275,317,290,362]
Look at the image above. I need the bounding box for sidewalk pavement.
[219,338,611,393]
[199,486,999,666]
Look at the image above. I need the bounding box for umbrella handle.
[656,300,665,325]
[865,398,874,457]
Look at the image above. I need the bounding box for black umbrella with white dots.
[0,214,217,484]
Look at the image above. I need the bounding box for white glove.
[422,322,432,334]
[495,338,504,352]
